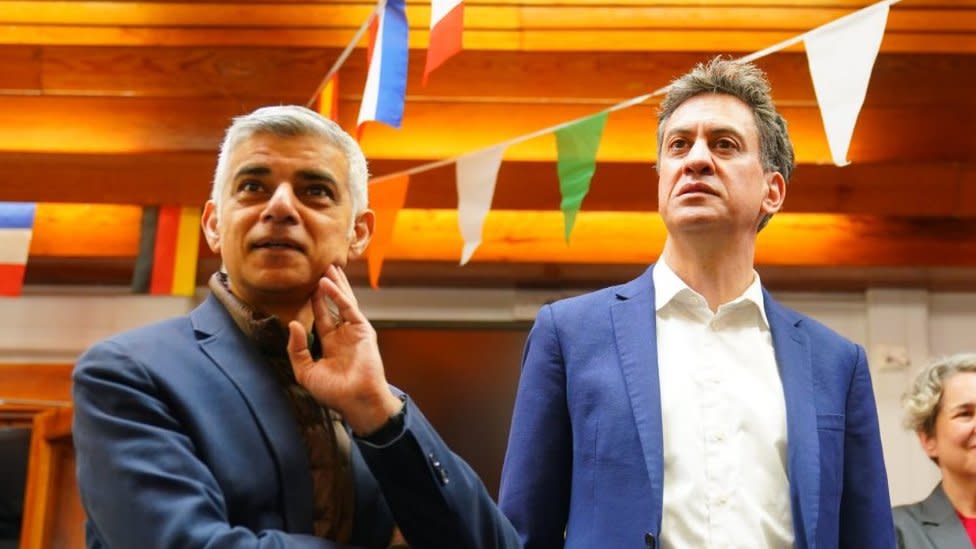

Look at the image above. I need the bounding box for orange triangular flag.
[366,174,410,288]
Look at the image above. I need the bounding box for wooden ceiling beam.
[2,94,971,165]
[0,1,970,51]
[21,205,976,269]
[1,2,970,33]
[1,25,970,53]
[2,49,971,110]
[23,257,976,293]
[2,1,971,290]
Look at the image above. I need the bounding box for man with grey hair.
[73,105,519,549]
[499,57,893,548]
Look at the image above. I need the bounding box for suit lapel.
[765,291,819,549]
[190,294,315,534]
[918,484,972,547]
[611,267,665,530]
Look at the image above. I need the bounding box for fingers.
[311,280,341,339]
[332,263,356,300]
[286,321,315,384]
[320,265,367,325]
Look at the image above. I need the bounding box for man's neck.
[222,276,315,329]
[662,233,757,312]
[257,301,314,330]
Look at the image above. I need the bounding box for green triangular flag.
[555,112,608,242]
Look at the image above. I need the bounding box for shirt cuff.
[355,396,407,446]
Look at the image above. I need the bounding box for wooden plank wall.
[0,0,973,288]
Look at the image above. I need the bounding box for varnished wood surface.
[23,257,976,292]
[3,157,975,217]
[1,1,973,289]
[0,0,971,51]
[0,363,73,402]
[19,406,83,549]
[20,206,976,268]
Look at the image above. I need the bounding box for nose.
[262,183,299,224]
[682,138,715,176]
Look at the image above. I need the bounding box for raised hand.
[286,264,403,436]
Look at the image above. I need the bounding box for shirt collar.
[652,260,769,328]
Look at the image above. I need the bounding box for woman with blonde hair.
[896,353,976,548]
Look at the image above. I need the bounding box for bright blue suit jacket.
[73,293,519,549]
[499,266,894,549]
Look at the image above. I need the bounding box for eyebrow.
[233,164,271,179]
[232,165,339,185]
[295,169,339,184]
[664,124,746,140]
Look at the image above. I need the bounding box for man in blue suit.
[499,58,893,549]
[73,105,519,549]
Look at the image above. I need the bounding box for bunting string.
[368,0,900,186]
[304,0,383,109]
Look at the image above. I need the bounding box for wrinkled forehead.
[663,93,760,143]
[226,132,348,182]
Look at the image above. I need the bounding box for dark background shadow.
[0,427,30,548]
[377,324,528,498]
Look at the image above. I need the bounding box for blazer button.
[644,532,656,549]
[428,453,450,485]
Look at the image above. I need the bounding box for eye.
[667,138,689,152]
[301,183,336,203]
[237,180,264,193]
[303,184,334,200]
[714,137,738,151]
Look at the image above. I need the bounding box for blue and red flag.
[357,0,409,133]
[0,202,36,296]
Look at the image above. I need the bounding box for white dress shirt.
[653,260,793,549]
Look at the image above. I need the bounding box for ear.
[348,209,375,259]
[201,201,222,254]
[917,429,939,460]
[761,171,786,216]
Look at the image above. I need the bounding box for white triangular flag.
[804,1,890,166]
[456,145,505,265]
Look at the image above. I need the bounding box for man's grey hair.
[210,105,369,219]
[656,56,795,230]
[903,353,976,437]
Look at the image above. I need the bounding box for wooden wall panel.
[0,364,73,402]
[1,50,968,111]
[0,152,217,205]
[20,257,976,292]
[0,364,72,428]
[0,44,40,89]
[0,1,971,52]
[19,407,83,549]
[349,102,972,164]
[19,207,976,268]
[383,211,976,267]
[1,25,972,52]
[0,0,971,288]
[2,0,969,6]
[2,2,971,32]
[38,46,330,98]
[1,155,973,217]
[29,204,142,257]
[0,96,252,153]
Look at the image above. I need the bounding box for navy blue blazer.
[499,266,894,549]
[73,293,518,549]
